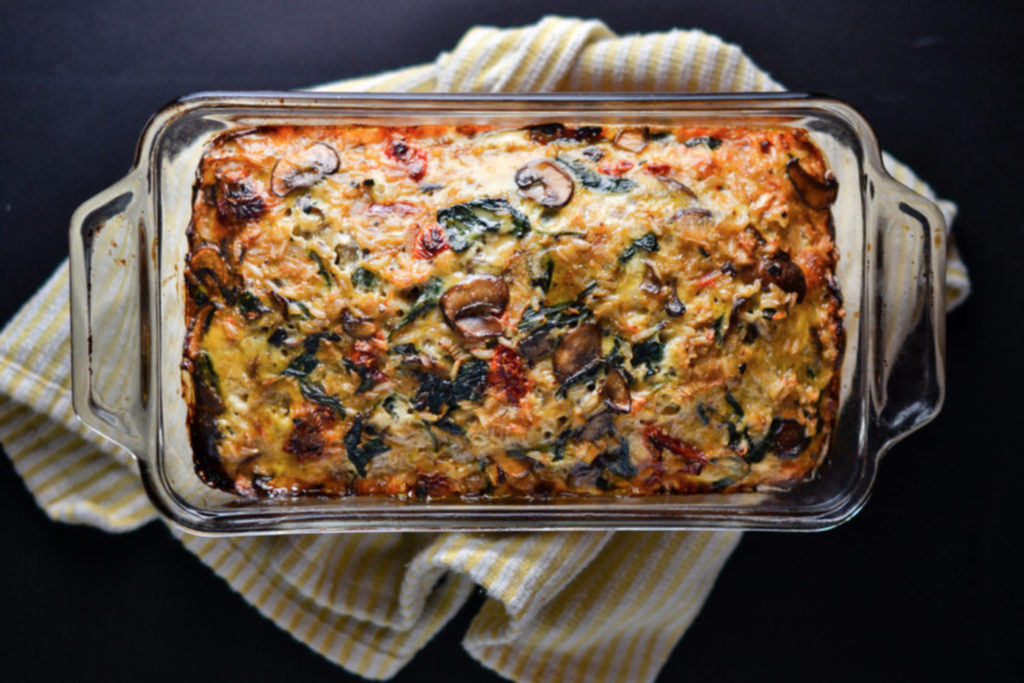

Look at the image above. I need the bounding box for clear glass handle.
[68,171,148,455]
[869,175,947,448]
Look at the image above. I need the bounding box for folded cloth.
[0,15,970,682]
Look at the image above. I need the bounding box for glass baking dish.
[68,92,946,534]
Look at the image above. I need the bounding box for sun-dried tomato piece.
[386,138,428,181]
[598,160,634,177]
[413,223,450,259]
[284,407,336,462]
[345,341,387,391]
[643,425,708,474]
[489,345,530,405]
[215,179,266,225]
[644,162,673,176]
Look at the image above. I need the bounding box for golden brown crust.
[183,123,843,498]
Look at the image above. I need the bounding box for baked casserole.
[182,121,843,498]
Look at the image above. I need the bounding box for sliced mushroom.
[613,128,648,153]
[189,244,232,294]
[439,274,509,340]
[770,418,809,459]
[671,207,714,222]
[553,323,602,384]
[601,368,632,413]
[665,279,686,318]
[658,174,698,199]
[755,253,807,302]
[491,451,534,479]
[451,315,504,339]
[579,412,614,442]
[341,309,377,339]
[515,160,574,208]
[640,263,662,294]
[518,328,555,360]
[271,142,340,197]
[786,158,838,210]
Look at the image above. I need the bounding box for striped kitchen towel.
[0,16,969,682]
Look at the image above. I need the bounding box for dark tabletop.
[2,1,1022,680]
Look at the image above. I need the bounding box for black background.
[2,1,1021,680]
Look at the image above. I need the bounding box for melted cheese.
[184,123,843,498]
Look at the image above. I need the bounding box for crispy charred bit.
[489,345,530,405]
[786,157,838,210]
[526,123,603,145]
[188,351,234,490]
[215,179,266,225]
[414,472,453,499]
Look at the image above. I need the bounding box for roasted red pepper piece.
[643,425,708,474]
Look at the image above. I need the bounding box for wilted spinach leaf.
[555,156,636,193]
[595,437,637,478]
[344,416,390,477]
[308,249,333,288]
[631,339,664,379]
[618,231,659,264]
[282,332,341,378]
[452,358,489,402]
[531,259,554,293]
[413,357,489,416]
[517,282,597,334]
[268,328,287,347]
[725,392,744,418]
[684,136,723,150]
[437,198,530,252]
[238,291,270,319]
[392,277,444,336]
[342,357,382,394]
[298,378,345,416]
[351,266,378,291]
[282,352,319,378]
